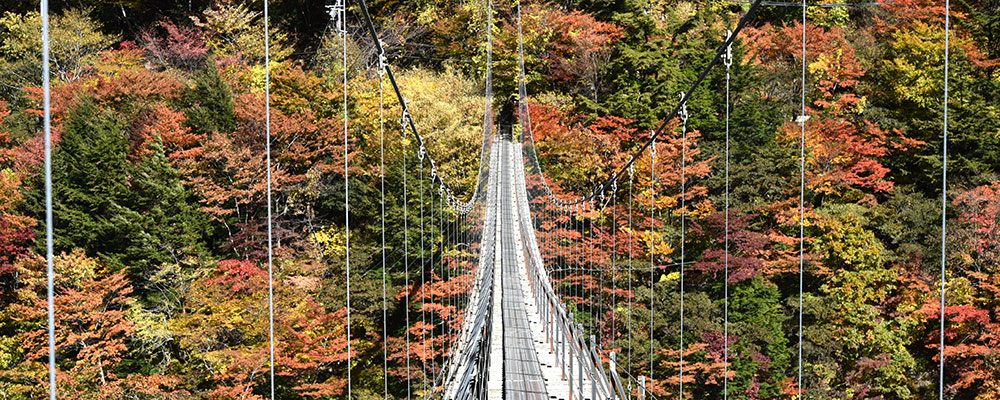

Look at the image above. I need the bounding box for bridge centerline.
[446,139,610,400]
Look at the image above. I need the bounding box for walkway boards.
[498,141,549,400]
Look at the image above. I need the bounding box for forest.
[0,0,998,399]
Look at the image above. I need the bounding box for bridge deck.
[451,140,602,400]
[499,141,549,400]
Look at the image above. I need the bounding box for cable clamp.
[400,109,410,134]
[377,51,387,77]
[418,143,426,161]
[628,164,634,179]
[724,30,734,68]
[679,92,689,124]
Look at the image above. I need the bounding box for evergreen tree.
[25,99,209,274]
[182,61,237,136]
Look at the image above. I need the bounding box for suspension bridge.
[29,0,956,398]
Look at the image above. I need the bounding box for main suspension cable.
[522,0,764,207]
[355,0,486,214]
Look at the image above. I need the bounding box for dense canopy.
[0,0,998,399]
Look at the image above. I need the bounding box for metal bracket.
[326,0,346,37]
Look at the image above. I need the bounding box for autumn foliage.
[1,1,998,399]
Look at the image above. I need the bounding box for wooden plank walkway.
[498,141,549,400]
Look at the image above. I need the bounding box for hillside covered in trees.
[1,0,998,399]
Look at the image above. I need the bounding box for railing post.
[545,298,551,346]
[560,305,567,379]
[639,376,645,400]
[548,302,555,352]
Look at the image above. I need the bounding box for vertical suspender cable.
[41,0,56,398]
[573,204,577,306]
[562,205,567,300]
[403,113,412,400]
[419,151,426,395]
[723,30,733,400]
[436,181,443,388]
[797,1,807,398]
[443,196,448,360]
[650,133,656,385]
[429,181,436,391]
[428,178,435,392]
[343,0,352,393]
[378,46,388,400]
[939,0,950,396]
[628,165,634,373]
[590,199,596,333]
[577,204,581,308]
[264,2,275,398]
[599,197,605,340]
[559,205,564,299]
[611,189,617,347]
[679,94,688,400]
